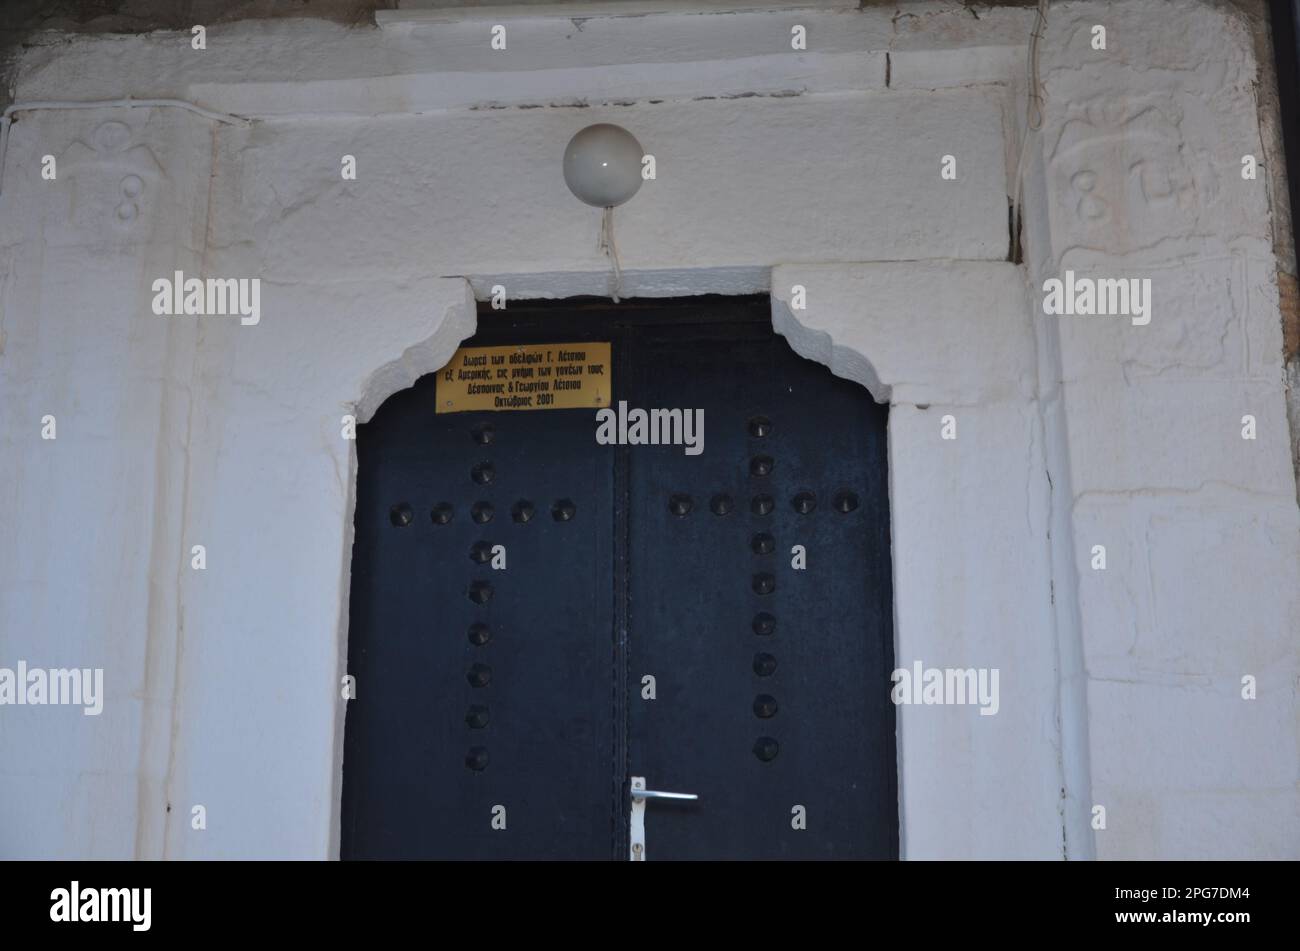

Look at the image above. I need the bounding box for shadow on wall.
[0,1,389,34]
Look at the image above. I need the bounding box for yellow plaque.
[436,342,612,413]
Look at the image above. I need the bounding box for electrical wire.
[599,205,624,303]
[1012,0,1050,249]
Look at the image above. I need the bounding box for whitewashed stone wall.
[0,0,1294,860]
[1030,2,1300,859]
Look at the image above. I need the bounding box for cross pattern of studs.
[389,414,864,769]
[388,421,578,773]
[668,415,863,762]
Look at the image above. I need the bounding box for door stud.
[667,494,693,517]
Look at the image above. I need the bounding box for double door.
[341,298,896,860]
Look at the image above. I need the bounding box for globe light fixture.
[563,123,644,207]
[563,123,644,301]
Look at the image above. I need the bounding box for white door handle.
[629,776,698,861]
[631,789,699,801]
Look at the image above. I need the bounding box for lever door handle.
[631,788,698,801]
[629,776,698,861]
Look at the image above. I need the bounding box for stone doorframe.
[337,259,1074,861]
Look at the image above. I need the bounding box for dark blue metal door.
[340,297,895,860]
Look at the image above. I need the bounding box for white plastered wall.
[0,0,1295,860]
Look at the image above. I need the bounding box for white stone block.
[772,261,1034,405]
[1062,378,1295,498]
[1074,494,1300,677]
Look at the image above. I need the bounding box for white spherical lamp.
[563,123,644,208]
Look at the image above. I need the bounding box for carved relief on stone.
[59,120,165,231]
[1047,96,1218,261]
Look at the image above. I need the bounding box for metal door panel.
[342,373,617,859]
[624,327,896,859]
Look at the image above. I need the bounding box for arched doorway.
[341,295,896,859]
